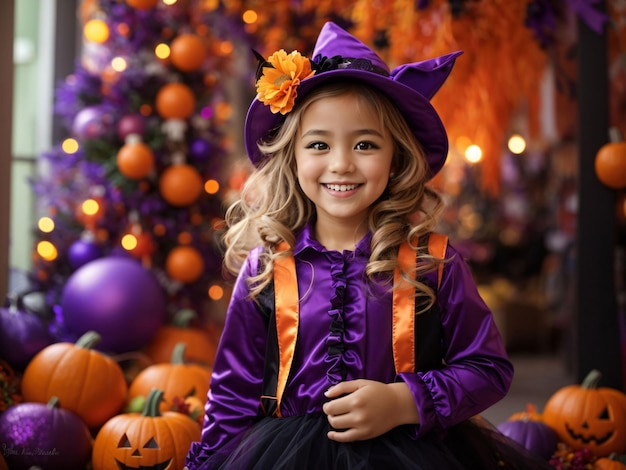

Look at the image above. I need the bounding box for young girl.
[186,22,552,470]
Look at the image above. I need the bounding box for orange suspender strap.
[392,232,448,374]
[269,234,448,414]
[271,243,299,418]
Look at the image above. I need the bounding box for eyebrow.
[300,129,385,138]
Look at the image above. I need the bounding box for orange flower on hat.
[256,49,315,115]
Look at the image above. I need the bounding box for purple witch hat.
[244,21,462,178]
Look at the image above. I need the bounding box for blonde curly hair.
[223,80,446,310]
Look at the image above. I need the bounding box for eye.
[355,141,378,150]
[306,141,328,151]
[117,434,131,448]
[143,437,159,449]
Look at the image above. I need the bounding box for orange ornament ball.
[170,34,206,72]
[166,246,204,283]
[159,164,203,206]
[595,141,626,189]
[156,83,196,120]
[125,0,158,9]
[117,141,155,180]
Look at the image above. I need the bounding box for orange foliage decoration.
[351,0,548,197]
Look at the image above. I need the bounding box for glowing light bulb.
[111,56,128,72]
[243,10,258,24]
[508,134,526,154]
[82,199,100,216]
[121,233,138,251]
[155,43,170,59]
[37,241,58,261]
[465,144,483,163]
[38,217,55,233]
[84,19,110,43]
[62,138,79,154]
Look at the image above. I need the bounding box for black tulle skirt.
[193,413,553,470]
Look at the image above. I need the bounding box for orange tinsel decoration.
[351,0,548,197]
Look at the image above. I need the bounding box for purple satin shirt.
[186,225,513,465]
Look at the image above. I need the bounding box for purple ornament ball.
[72,105,115,140]
[0,398,92,470]
[189,138,213,162]
[68,238,103,269]
[0,304,54,371]
[61,257,165,353]
[117,114,146,140]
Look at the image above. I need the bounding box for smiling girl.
[185,22,552,470]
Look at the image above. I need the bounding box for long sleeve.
[186,248,268,467]
[398,244,514,437]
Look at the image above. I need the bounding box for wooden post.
[0,1,15,304]
[575,1,623,389]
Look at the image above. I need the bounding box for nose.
[328,148,355,173]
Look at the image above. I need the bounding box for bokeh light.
[465,144,483,163]
[38,217,55,233]
[508,134,527,154]
[37,241,58,261]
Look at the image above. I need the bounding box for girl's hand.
[322,379,420,442]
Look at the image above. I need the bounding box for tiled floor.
[481,353,574,426]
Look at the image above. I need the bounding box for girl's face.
[295,92,394,240]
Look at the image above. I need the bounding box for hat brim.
[244,68,448,178]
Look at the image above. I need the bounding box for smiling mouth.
[324,183,360,191]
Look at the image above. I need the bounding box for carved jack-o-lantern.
[92,388,200,470]
[543,369,626,457]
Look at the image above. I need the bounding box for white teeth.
[325,184,359,192]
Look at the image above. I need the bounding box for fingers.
[327,427,362,442]
[324,380,361,399]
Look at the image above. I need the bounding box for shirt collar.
[293,223,372,257]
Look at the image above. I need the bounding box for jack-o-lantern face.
[115,433,172,470]
[564,406,614,448]
[92,389,201,470]
[543,370,626,456]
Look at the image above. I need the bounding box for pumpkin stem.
[142,388,164,417]
[173,309,197,327]
[172,342,188,364]
[75,331,102,349]
[609,127,623,143]
[525,403,537,414]
[47,396,61,409]
[581,369,602,389]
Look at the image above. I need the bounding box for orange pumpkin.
[508,403,542,422]
[543,369,626,456]
[128,342,211,412]
[0,453,7,470]
[92,388,200,470]
[595,128,626,189]
[143,309,217,366]
[595,453,626,470]
[21,331,128,429]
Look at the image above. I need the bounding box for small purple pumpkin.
[0,396,92,469]
[497,418,559,460]
[0,295,54,370]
